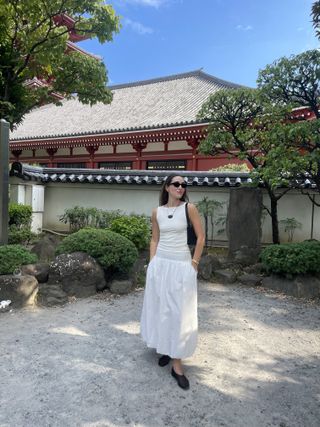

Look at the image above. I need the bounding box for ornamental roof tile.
[10,70,242,141]
[10,162,317,189]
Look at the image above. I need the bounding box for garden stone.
[243,263,264,275]
[130,250,148,287]
[198,254,222,281]
[109,279,133,294]
[214,269,237,284]
[261,274,320,298]
[49,252,106,298]
[31,233,62,262]
[21,263,49,283]
[238,273,262,287]
[37,283,68,307]
[0,274,38,308]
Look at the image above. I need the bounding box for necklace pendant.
[168,214,173,219]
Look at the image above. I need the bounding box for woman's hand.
[191,259,199,271]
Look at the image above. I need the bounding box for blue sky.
[78,0,319,87]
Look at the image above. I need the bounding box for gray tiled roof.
[10,162,317,189]
[10,70,242,141]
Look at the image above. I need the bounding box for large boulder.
[0,274,38,309]
[31,233,62,262]
[261,274,320,298]
[48,252,106,298]
[37,283,68,307]
[21,263,49,283]
[109,279,133,294]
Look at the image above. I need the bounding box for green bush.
[260,241,320,275]
[8,227,35,245]
[56,228,138,273]
[59,206,122,232]
[109,215,151,251]
[0,245,38,275]
[9,203,32,228]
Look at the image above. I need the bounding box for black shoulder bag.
[185,203,197,246]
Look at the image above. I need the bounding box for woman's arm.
[149,208,160,260]
[188,203,205,270]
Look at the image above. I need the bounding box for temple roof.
[10,70,242,141]
[10,162,317,189]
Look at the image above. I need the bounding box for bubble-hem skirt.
[140,249,198,359]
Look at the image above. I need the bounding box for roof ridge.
[108,69,241,90]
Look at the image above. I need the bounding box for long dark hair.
[159,174,189,206]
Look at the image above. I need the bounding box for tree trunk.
[269,192,280,244]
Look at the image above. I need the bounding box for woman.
[140,174,205,390]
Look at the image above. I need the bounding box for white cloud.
[236,24,253,31]
[124,18,154,34]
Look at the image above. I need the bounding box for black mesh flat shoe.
[171,367,190,390]
[158,355,171,367]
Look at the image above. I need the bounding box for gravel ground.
[0,281,319,427]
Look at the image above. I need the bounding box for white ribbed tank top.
[156,202,189,253]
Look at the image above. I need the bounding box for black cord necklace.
[167,204,179,219]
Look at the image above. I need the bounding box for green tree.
[258,50,320,205]
[198,88,295,244]
[0,0,120,127]
[312,1,320,39]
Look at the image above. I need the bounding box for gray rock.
[31,234,62,262]
[109,280,133,294]
[21,263,49,283]
[129,250,148,287]
[243,263,264,274]
[49,252,106,298]
[0,274,38,308]
[239,273,262,287]
[198,254,222,281]
[261,274,320,298]
[214,269,237,284]
[37,283,68,307]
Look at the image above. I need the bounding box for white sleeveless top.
[156,202,189,253]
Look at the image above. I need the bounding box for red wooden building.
[10,70,246,171]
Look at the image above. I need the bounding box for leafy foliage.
[260,241,320,275]
[0,244,38,275]
[209,163,250,172]
[279,218,302,242]
[196,197,224,244]
[312,1,320,38]
[197,88,293,243]
[56,228,138,273]
[9,203,32,228]
[59,206,122,232]
[0,0,120,126]
[8,203,34,244]
[109,215,151,251]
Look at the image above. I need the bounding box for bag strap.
[185,202,191,226]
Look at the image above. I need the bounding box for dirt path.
[0,282,319,427]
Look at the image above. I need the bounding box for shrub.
[56,228,138,273]
[59,206,122,232]
[8,227,35,245]
[0,245,38,275]
[109,215,151,251]
[9,203,32,228]
[260,240,320,275]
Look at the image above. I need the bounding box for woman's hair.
[159,174,189,206]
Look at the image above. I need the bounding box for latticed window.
[146,160,186,170]
[98,161,132,170]
[57,163,86,168]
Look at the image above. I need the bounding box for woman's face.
[166,176,186,200]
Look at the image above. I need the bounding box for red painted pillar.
[46,148,58,167]
[132,142,147,170]
[187,139,200,171]
[86,145,99,168]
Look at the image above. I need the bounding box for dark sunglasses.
[169,181,187,189]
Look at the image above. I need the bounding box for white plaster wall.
[19,150,33,158]
[144,142,164,152]
[72,147,88,155]
[168,140,189,150]
[117,144,135,153]
[97,145,113,154]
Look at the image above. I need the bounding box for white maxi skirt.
[140,249,198,359]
